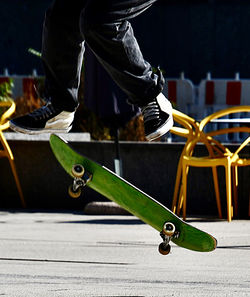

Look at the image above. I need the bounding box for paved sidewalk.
[0,211,249,296]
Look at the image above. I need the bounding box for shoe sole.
[9,122,72,135]
[145,115,174,141]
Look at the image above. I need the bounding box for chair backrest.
[198,79,250,142]
[171,109,199,143]
[199,106,250,145]
[171,109,229,158]
[0,100,16,131]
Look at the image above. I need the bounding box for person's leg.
[10,0,86,134]
[10,0,172,139]
[42,0,86,111]
[81,0,173,140]
[81,0,162,106]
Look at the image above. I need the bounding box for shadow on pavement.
[56,218,145,225]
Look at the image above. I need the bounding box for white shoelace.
[141,101,160,123]
[30,103,57,121]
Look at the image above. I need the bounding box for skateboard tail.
[50,134,217,253]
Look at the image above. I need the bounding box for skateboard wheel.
[72,164,84,178]
[158,242,171,255]
[162,222,175,237]
[68,185,82,198]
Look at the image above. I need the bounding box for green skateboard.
[50,134,217,255]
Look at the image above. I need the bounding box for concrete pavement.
[0,210,249,296]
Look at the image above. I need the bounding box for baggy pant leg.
[42,0,163,109]
[41,0,86,111]
[81,0,164,106]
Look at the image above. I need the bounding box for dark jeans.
[42,0,164,111]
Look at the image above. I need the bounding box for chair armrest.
[0,100,16,128]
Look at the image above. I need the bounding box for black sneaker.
[141,93,173,141]
[9,101,75,135]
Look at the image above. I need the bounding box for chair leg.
[225,161,232,222]
[182,162,188,221]
[211,167,223,219]
[0,132,26,208]
[232,166,238,217]
[177,184,183,216]
[8,159,26,208]
[172,159,183,213]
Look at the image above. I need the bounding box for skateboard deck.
[50,134,217,254]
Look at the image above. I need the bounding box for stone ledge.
[4,132,91,142]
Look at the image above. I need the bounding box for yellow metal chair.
[170,110,223,220]
[199,106,250,221]
[171,106,250,222]
[0,100,26,207]
[170,110,205,215]
[229,136,250,217]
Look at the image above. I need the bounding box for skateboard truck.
[158,222,179,255]
[68,164,92,198]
